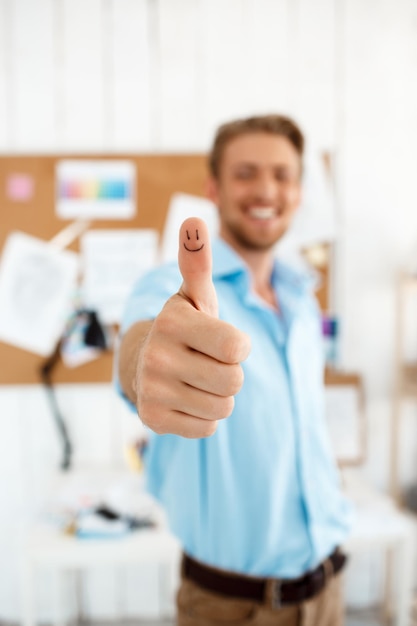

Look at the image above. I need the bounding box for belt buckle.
[270,579,282,609]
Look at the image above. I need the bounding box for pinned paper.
[81,229,159,324]
[0,232,79,356]
[56,160,136,220]
[6,173,34,202]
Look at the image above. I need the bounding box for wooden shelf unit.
[391,272,417,501]
[324,367,366,467]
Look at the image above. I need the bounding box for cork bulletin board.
[0,154,330,385]
[0,154,208,384]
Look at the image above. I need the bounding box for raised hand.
[134,217,251,438]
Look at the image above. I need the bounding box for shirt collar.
[212,238,248,280]
[211,237,316,297]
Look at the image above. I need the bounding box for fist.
[135,217,251,438]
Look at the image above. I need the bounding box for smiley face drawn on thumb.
[178,217,218,318]
[183,227,205,252]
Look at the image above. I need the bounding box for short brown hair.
[208,114,304,178]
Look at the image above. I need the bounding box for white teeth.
[248,207,276,220]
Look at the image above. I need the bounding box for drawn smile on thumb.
[178,217,219,318]
[184,229,204,252]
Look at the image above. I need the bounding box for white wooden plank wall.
[1,0,417,620]
[341,0,417,492]
[111,0,152,149]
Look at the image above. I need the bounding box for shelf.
[400,272,417,290]
[391,272,417,502]
[324,368,362,386]
[398,363,417,398]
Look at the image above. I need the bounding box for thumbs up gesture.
[134,217,251,438]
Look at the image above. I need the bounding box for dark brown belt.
[183,548,347,609]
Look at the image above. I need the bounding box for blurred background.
[1,0,417,624]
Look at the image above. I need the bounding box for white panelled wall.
[1,0,417,621]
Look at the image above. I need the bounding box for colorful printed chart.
[56,160,136,219]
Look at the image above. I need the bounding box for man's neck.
[221,236,278,310]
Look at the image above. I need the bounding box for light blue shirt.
[119,238,352,578]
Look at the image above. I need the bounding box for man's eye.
[275,171,291,182]
[235,169,255,180]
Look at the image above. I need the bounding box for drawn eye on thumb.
[178,217,218,318]
[183,229,204,252]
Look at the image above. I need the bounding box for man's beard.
[222,219,287,252]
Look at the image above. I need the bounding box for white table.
[21,525,181,626]
[343,474,416,626]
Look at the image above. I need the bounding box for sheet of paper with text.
[80,229,159,325]
[0,232,79,356]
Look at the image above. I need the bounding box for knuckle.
[136,373,158,405]
[221,328,249,364]
[152,422,169,435]
[177,419,217,439]
[200,421,218,438]
[138,403,160,430]
[159,313,178,338]
[142,343,172,376]
[218,395,235,419]
[141,344,159,372]
[221,335,241,363]
[148,413,171,435]
[211,365,242,398]
[153,306,179,338]
[222,364,244,396]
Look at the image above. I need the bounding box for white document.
[81,229,159,324]
[160,193,219,263]
[276,151,336,257]
[56,160,136,220]
[325,385,362,463]
[0,232,79,356]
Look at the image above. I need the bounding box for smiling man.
[118,115,352,626]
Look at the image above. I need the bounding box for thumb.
[178,217,218,318]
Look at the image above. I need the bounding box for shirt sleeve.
[114,262,182,410]
[120,262,182,333]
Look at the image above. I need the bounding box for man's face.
[208,132,302,252]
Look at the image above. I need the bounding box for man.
[118,115,352,625]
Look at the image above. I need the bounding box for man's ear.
[206,177,219,205]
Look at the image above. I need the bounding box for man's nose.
[253,174,277,202]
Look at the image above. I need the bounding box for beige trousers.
[176,572,344,626]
